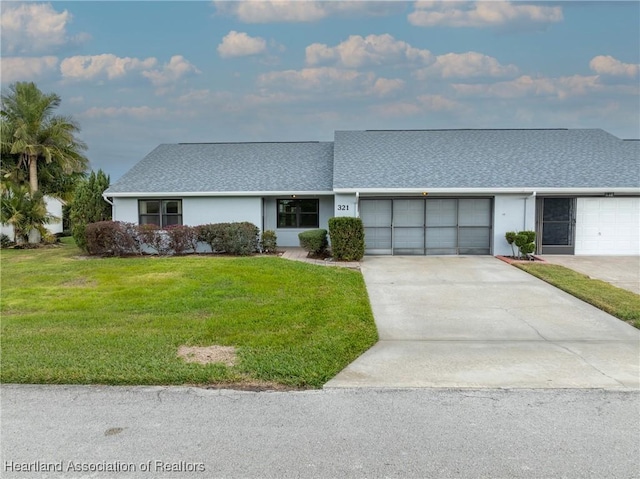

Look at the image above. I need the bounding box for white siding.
[575,197,640,255]
[492,194,536,256]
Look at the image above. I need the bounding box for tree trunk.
[28,156,39,193]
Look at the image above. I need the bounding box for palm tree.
[0,183,54,244]
[1,82,88,194]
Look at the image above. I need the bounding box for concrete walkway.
[539,255,640,294]
[325,256,640,389]
[280,248,361,269]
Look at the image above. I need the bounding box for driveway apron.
[325,256,640,389]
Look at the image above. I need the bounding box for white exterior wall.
[263,196,334,247]
[183,197,262,227]
[334,193,357,218]
[111,198,139,223]
[112,197,262,227]
[575,197,640,255]
[492,194,536,256]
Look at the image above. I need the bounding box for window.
[277,199,319,228]
[139,200,182,227]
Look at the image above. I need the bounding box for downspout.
[355,191,360,217]
[102,195,114,219]
[523,191,536,230]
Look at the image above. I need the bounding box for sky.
[1,1,639,181]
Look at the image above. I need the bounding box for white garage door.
[575,198,640,255]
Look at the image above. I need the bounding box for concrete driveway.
[325,256,640,389]
[539,255,640,294]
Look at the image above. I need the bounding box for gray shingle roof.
[333,129,639,190]
[106,142,334,194]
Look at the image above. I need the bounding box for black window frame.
[277,198,320,228]
[138,199,183,228]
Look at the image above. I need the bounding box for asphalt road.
[1,385,639,478]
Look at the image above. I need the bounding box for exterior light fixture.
[604,192,614,197]
[422,192,428,196]
[291,194,297,198]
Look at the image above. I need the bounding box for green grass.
[515,263,640,329]
[0,239,378,388]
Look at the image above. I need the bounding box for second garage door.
[360,198,492,255]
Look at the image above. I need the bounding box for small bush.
[166,225,198,255]
[298,229,328,256]
[197,222,260,256]
[328,217,365,261]
[507,230,536,258]
[137,224,171,255]
[85,221,141,257]
[0,233,14,249]
[261,230,278,254]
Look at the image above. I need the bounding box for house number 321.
[337,205,349,211]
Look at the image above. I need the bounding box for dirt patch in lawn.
[178,345,237,366]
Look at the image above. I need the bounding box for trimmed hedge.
[328,217,365,261]
[166,225,199,255]
[85,221,141,256]
[261,230,278,254]
[197,222,260,256]
[298,229,328,256]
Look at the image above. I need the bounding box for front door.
[537,197,576,254]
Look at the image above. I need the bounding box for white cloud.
[1,3,89,54]
[306,34,433,68]
[372,94,462,117]
[257,66,402,97]
[452,74,603,100]
[589,55,639,77]
[415,52,518,79]
[79,106,167,120]
[217,31,267,58]
[60,54,157,81]
[141,55,200,92]
[0,56,59,83]
[408,1,563,28]
[213,1,396,24]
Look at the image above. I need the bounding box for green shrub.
[197,222,259,256]
[261,230,278,254]
[298,229,328,256]
[166,225,198,255]
[328,217,365,261]
[0,233,14,249]
[85,221,140,257]
[225,222,260,256]
[509,230,536,258]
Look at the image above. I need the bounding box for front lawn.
[515,263,640,329]
[0,240,377,388]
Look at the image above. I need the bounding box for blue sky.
[2,1,639,181]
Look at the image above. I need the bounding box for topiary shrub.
[298,229,328,257]
[166,225,199,255]
[85,221,140,256]
[328,217,365,261]
[512,230,536,258]
[260,230,278,254]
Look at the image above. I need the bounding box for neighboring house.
[1,196,65,240]
[104,129,640,256]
